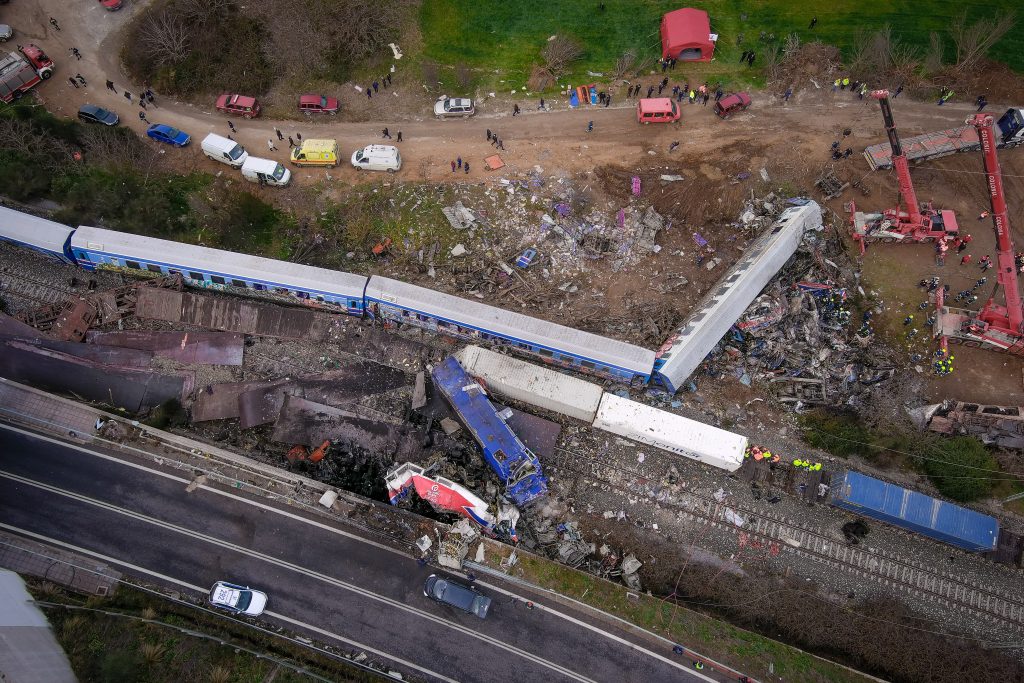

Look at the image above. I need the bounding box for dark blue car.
[146,123,191,147]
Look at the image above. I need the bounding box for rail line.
[551,452,1024,631]
[0,264,75,309]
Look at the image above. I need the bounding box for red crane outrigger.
[849,90,959,255]
[935,113,1024,354]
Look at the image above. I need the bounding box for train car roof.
[0,205,74,254]
[366,276,655,374]
[71,226,368,297]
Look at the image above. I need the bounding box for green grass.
[419,0,1024,88]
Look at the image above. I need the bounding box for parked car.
[208,581,268,616]
[423,574,491,619]
[713,92,752,119]
[97,0,124,9]
[146,123,191,147]
[434,96,475,118]
[350,144,401,173]
[77,104,119,126]
[299,94,339,115]
[215,93,261,119]
[0,25,13,42]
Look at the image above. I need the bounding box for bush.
[99,649,145,683]
[798,410,874,459]
[919,436,998,502]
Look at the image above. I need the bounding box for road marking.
[0,471,598,683]
[2,424,714,680]
[0,523,459,683]
[0,423,404,555]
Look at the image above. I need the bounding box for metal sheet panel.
[86,331,245,365]
[366,276,655,375]
[654,202,822,392]
[70,226,368,299]
[455,345,604,423]
[592,393,746,472]
[830,471,999,552]
[0,206,74,259]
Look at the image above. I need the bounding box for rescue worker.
[903,315,914,325]
[762,450,772,462]
[841,77,850,90]
[793,459,805,468]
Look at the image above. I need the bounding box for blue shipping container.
[830,471,999,552]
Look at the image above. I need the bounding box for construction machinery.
[849,90,959,254]
[935,114,1024,355]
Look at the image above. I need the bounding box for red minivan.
[637,98,680,124]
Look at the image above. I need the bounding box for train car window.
[253,283,266,291]
[347,300,359,309]
[297,291,310,299]
[210,276,226,285]
[75,251,86,260]
[168,269,182,276]
[273,287,289,294]
[538,348,553,358]
[125,260,141,270]
[316,296,325,303]
[189,271,204,280]
[231,279,247,288]
[581,360,596,370]
[146,264,163,273]
[437,320,449,328]
[402,310,411,317]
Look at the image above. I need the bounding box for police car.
[208,581,268,616]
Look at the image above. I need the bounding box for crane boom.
[873,90,923,225]
[972,113,1024,332]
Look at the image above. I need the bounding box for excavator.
[849,90,959,255]
[935,113,1024,355]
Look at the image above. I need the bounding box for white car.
[434,96,475,118]
[208,581,268,616]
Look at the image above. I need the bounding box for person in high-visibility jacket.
[793,459,804,468]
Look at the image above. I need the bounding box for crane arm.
[872,90,923,225]
[971,113,1023,332]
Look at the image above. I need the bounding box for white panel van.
[350,145,402,173]
[240,157,291,187]
[201,133,248,168]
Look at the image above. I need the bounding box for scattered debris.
[910,400,1024,448]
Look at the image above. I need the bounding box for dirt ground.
[9,0,1024,406]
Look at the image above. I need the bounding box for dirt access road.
[10,0,1024,404]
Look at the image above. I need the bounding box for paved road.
[0,425,722,683]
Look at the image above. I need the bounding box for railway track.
[0,266,74,309]
[552,452,1024,631]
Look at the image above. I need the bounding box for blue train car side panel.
[431,356,548,506]
[831,471,999,552]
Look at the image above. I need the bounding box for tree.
[919,436,998,502]
[949,10,1016,74]
[541,36,584,78]
[138,8,191,66]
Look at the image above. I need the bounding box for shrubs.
[800,410,1000,502]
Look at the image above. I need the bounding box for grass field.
[419,0,1023,88]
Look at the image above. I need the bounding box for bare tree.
[527,65,556,91]
[541,35,584,78]
[138,9,191,66]
[950,10,1016,73]
[922,32,945,77]
[0,118,75,174]
[611,50,637,80]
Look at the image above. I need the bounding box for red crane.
[850,90,959,253]
[935,114,1024,354]
[971,113,1023,334]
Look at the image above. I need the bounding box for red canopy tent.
[660,8,715,62]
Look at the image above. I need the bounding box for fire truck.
[0,45,55,104]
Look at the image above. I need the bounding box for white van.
[351,145,401,173]
[202,133,248,168]
[240,157,291,187]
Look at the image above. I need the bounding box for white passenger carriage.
[366,276,656,384]
[0,205,76,264]
[654,202,822,392]
[69,226,369,313]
